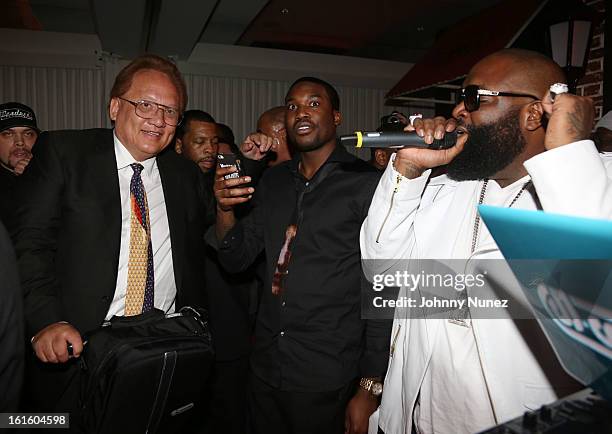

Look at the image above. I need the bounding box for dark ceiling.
[239,0,505,62]
[2,0,504,63]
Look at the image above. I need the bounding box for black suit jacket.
[13,128,210,339]
[0,221,24,412]
[0,167,18,230]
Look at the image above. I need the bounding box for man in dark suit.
[12,54,210,416]
[0,221,23,412]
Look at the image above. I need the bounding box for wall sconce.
[547,0,599,90]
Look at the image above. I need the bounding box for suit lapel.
[157,152,185,293]
[90,130,122,288]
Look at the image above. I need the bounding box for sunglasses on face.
[459,85,539,112]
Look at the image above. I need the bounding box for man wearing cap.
[0,102,39,227]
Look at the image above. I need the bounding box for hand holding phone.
[214,154,254,212]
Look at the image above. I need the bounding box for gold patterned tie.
[125,163,154,316]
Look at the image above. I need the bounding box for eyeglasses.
[118,97,182,126]
[459,85,539,112]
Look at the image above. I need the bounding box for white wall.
[0,28,432,159]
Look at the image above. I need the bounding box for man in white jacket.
[361,48,612,434]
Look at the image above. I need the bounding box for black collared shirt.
[218,145,391,392]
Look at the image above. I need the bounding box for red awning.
[387,0,547,99]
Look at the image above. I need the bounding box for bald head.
[472,49,566,98]
[257,106,291,166]
[451,49,567,186]
[257,106,285,132]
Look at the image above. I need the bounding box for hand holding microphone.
[344,114,466,179]
[339,111,449,149]
[395,116,466,178]
[340,112,462,150]
[339,130,458,150]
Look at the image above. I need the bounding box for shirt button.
[305,182,309,186]
[280,331,285,337]
[281,301,286,307]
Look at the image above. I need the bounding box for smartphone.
[217,153,243,180]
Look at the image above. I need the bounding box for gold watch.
[359,377,383,397]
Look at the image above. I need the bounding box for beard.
[447,108,526,181]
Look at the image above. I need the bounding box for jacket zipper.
[375,174,402,243]
[389,323,402,358]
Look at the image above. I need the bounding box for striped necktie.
[125,163,154,315]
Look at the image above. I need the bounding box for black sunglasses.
[459,85,539,112]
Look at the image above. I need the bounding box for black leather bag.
[77,306,214,434]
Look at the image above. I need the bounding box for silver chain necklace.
[471,179,532,254]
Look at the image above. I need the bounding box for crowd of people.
[0,47,611,434]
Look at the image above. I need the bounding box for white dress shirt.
[106,132,176,320]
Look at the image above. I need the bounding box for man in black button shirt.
[213,77,391,434]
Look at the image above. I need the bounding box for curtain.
[0,58,431,160]
[0,64,106,131]
[184,74,430,159]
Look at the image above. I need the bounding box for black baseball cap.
[0,102,39,133]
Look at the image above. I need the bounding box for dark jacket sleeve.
[0,222,24,412]
[217,177,266,274]
[11,132,65,338]
[360,318,393,378]
[197,170,217,229]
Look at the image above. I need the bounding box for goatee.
[447,108,526,181]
